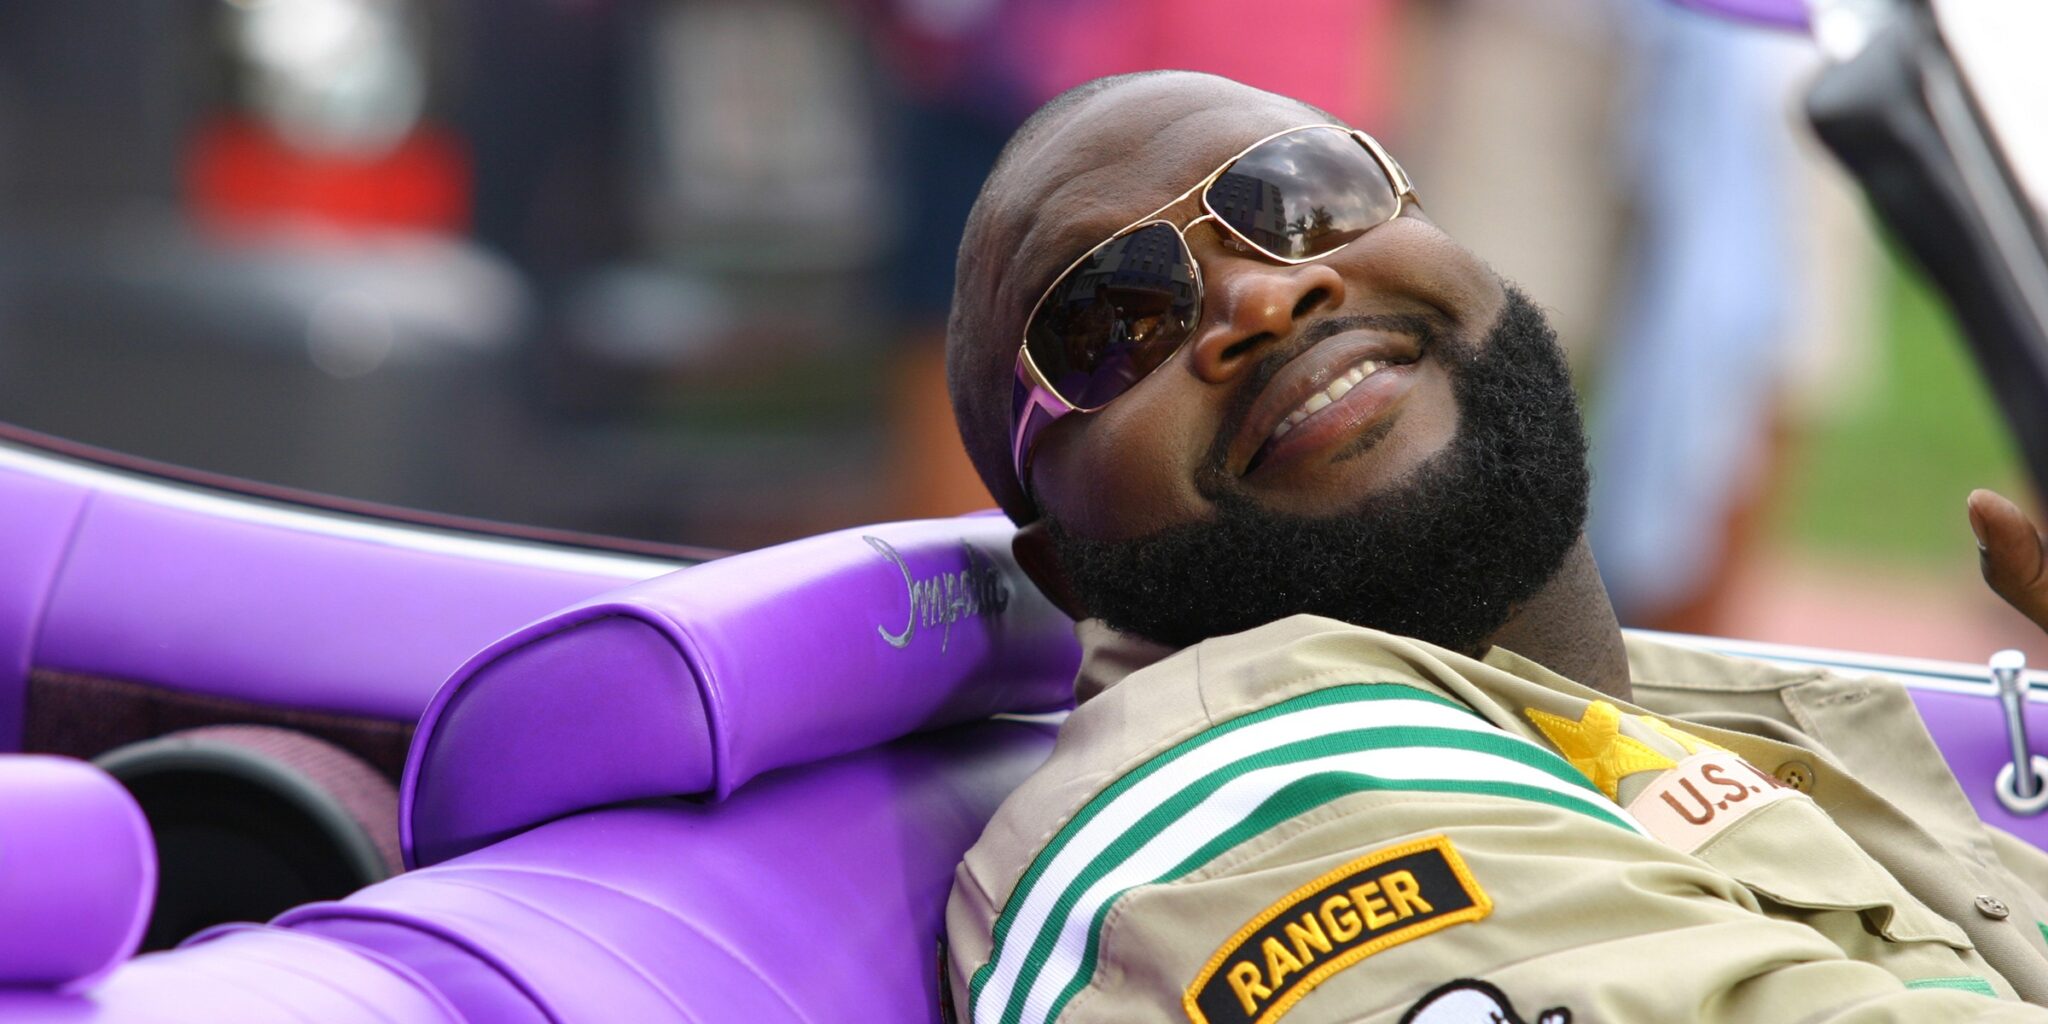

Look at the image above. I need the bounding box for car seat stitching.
[424,874,726,1024]
[273,905,567,1024]
[212,930,457,1024]
[445,864,822,1023]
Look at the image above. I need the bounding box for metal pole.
[1994,649,2038,800]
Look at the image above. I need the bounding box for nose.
[1182,252,1347,384]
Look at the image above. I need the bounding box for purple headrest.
[400,516,1079,866]
[0,756,155,991]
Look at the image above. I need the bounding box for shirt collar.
[1070,615,1819,704]
[1072,619,1176,704]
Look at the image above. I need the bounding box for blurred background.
[0,0,2040,663]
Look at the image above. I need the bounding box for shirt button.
[1774,761,1815,793]
[1976,895,2011,920]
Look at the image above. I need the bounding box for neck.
[1483,536,1631,701]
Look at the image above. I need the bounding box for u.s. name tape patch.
[1184,835,1492,1024]
[1624,750,1803,854]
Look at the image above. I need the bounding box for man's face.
[986,76,1589,651]
[998,80,1506,540]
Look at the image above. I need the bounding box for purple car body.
[0,436,1082,1021]
[2,432,2047,1022]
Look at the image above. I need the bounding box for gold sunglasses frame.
[1009,123,1420,498]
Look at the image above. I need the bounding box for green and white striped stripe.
[969,684,1639,1024]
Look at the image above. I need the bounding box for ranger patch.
[1184,835,1491,1024]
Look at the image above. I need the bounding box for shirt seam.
[1631,669,1827,694]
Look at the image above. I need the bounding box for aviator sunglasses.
[1009,124,1419,498]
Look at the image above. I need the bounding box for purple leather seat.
[0,756,154,992]
[288,721,1055,1022]
[0,722,1055,1023]
[1,512,1078,1021]
[0,927,464,1023]
[403,515,1076,867]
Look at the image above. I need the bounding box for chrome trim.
[1629,628,2048,700]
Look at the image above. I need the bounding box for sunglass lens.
[1205,129,1399,261]
[1024,222,1198,409]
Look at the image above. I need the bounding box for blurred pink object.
[1016,0,1399,129]
[1022,0,1401,129]
[856,0,1400,129]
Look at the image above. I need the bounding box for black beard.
[1046,284,1589,655]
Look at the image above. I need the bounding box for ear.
[1013,520,1088,621]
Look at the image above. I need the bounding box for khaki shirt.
[947,615,2048,1023]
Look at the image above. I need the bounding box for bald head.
[944,71,1338,522]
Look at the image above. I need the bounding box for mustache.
[1197,312,1446,497]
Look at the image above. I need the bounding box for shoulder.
[951,667,1640,1023]
[958,617,1494,917]
[1186,616,1505,722]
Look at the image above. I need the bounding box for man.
[941,69,2048,1022]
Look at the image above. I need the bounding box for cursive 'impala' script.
[866,536,1010,653]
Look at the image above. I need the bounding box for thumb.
[1969,488,2048,629]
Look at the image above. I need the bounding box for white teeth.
[1268,359,1390,441]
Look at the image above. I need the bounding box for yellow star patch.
[1635,714,1728,756]
[1525,701,1676,800]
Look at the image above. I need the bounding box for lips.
[1239,329,1424,474]
[1269,358,1397,441]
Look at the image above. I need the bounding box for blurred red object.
[186,117,470,236]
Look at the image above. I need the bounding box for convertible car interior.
[4,433,2048,1023]
[4,0,2046,1019]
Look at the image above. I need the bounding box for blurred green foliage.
[1776,248,2029,565]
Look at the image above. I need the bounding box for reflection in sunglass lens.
[1204,129,1399,261]
[1024,222,1198,409]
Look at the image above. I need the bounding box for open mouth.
[1241,332,1427,476]
[1269,356,1405,442]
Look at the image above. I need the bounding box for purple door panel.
[1911,684,2048,849]
[0,449,677,734]
[0,470,91,750]
[33,491,652,719]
